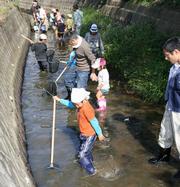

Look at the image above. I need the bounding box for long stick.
[49,98,57,167]
[38,21,42,35]
[21,34,34,44]
[55,65,68,83]
[43,88,55,96]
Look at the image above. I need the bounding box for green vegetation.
[0,0,19,23]
[81,8,175,103]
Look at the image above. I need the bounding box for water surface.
[22,32,180,187]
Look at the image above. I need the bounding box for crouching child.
[53,88,105,175]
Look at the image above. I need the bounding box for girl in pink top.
[92,58,110,111]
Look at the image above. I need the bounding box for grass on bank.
[0,0,19,23]
[81,8,177,103]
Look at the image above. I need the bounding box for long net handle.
[50,98,56,166]
[55,65,68,83]
[21,34,34,44]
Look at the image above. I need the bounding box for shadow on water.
[22,32,180,187]
[108,86,180,187]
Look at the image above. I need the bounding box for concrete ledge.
[101,3,180,33]
[0,8,35,187]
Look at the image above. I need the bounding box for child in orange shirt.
[53,88,105,175]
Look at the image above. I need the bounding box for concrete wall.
[0,8,35,187]
[81,0,180,34]
[18,0,180,34]
[19,0,76,14]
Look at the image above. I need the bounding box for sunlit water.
[22,32,180,187]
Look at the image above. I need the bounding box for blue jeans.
[76,70,90,89]
[64,65,77,89]
[78,134,97,174]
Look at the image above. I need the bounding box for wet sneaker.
[90,169,97,176]
[81,169,97,179]
[73,159,79,164]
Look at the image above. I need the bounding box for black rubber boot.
[64,88,71,100]
[173,170,180,180]
[148,147,171,165]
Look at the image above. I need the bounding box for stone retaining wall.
[81,0,180,34]
[19,0,76,14]
[0,8,35,187]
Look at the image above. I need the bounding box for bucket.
[47,49,59,73]
[47,49,55,61]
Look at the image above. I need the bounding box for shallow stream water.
[22,32,180,187]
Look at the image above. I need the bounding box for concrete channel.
[22,32,180,187]
[0,1,180,186]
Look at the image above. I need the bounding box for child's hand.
[98,134,105,141]
[53,96,60,101]
[96,86,100,91]
[90,73,98,81]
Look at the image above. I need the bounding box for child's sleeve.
[59,99,75,109]
[83,106,103,136]
[90,117,103,136]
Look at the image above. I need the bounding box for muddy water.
[22,32,180,187]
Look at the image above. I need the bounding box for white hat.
[92,58,101,69]
[39,34,47,40]
[90,24,98,33]
[71,88,90,103]
[52,8,56,13]
[67,14,72,18]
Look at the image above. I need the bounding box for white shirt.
[98,69,110,90]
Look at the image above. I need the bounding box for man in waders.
[148,37,180,180]
[31,33,48,71]
[85,23,104,58]
[73,4,83,35]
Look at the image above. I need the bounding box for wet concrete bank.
[0,8,34,187]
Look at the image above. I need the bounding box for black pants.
[38,61,48,71]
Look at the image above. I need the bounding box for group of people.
[31,0,83,42]
[31,0,49,32]
[30,1,109,176]
[30,0,180,180]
